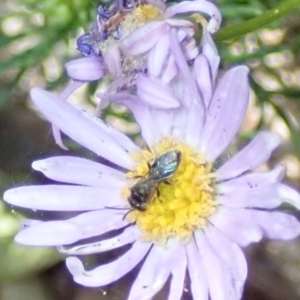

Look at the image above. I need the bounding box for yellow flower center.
[99,4,163,75]
[124,138,217,244]
[121,4,163,30]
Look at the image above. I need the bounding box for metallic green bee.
[128,150,181,211]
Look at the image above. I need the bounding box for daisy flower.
[67,0,221,99]
[54,0,221,146]
[4,29,300,300]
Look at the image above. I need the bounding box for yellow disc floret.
[99,4,164,76]
[124,138,217,244]
[122,4,163,29]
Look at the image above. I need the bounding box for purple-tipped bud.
[65,56,105,81]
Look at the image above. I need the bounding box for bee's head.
[128,183,151,211]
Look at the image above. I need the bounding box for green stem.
[215,0,300,41]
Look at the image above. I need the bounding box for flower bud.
[65,56,105,81]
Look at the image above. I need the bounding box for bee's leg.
[155,187,160,197]
[163,178,179,185]
[155,188,170,211]
[147,162,151,172]
[163,180,172,185]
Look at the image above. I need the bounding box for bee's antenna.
[104,206,130,210]
[123,208,134,221]
[104,206,134,221]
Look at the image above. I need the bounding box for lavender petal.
[217,164,285,191]
[168,246,187,300]
[21,219,41,229]
[93,116,140,153]
[128,245,176,300]
[66,241,151,287]
[147,32,170,77]
[58,226,140,255]
[149,107,175,144]
[52,124,68,150]
[209,207,262,247]
[16,221,85,246]
[186,240,209,300]
[201,32,220,82]
[279,184,300,209]
[217,131,281,180]
[65,56,104,81]
[160,54,178,83]
[170,29,204,110]
[137,74,180,108]
[171,108,189,141]
[201,66,250,162]
[184,101,203,148]
[193,54,213,108]
[103,93,159,148]
[181,36,199,61]
[15,210,127,246]
[169,29,205,145]
[52,81,84,150]
[254,211,300,240]
[165,0,222,33]
[205,225,247,299]
[32,156,126,187]
[166,18,195,28]
[195,230,235,300]
[120,21,170,56]
[4,185,123,211]
[104,43,122,77]
[59,80,85,100]
[30,88,133,169]
[217,165,285,209]
[218,186,280,209]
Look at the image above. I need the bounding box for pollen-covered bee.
[128,150,181,211]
